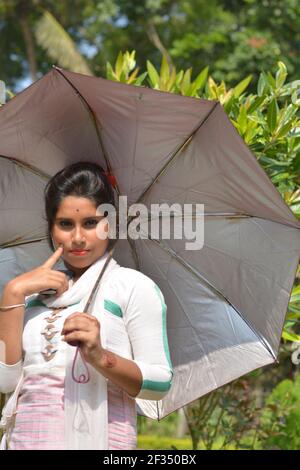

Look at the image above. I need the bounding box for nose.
[72,225,86,246]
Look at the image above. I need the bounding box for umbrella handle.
[71,249,114,384]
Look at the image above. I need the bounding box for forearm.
[0,282,25,365]
[90,348,143,398]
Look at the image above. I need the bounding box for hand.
[61,312,104,365]
[8,245,69,298]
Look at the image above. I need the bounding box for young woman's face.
[51,196,109,272]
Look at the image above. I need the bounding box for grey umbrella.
[0,66,299,419]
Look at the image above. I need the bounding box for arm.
[0,282,25,393]
[122,276,174,401]
[88,349,143,398]
[0,282,25,365]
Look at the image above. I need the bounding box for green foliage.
[2,0,300,92]
[259,373,300,449]
[138,435,192,450]
[0,81,14,105]
[106,51,147,85]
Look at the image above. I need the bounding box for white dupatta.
[41,250,120,450]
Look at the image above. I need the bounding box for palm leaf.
[35,10,93,75]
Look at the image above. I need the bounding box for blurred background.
[0,0,299,92]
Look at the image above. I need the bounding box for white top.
[0,256,173,449]
[0,266,173,397]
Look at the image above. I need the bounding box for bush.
[259,373,300,449]
[138,435,192,450]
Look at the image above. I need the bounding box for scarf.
[41,250,120,450]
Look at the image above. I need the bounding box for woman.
[0,161,173,450]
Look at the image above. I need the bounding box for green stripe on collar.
[26,298,46,308]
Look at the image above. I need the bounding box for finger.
[64,312,100,322]
[62,316,99,335]
[42,245,64,269]
[46,275,68,297]
[62,331,88,345]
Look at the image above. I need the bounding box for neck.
[64,262,89,283]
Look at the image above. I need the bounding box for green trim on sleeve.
[154,284,174,378]
[141,379,172,392]
[104,299,123,318]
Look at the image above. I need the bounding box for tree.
[1,1,299,93]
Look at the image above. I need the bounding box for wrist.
[5,281,26,301]
[90,347,116,370]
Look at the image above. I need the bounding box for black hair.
[44,161,116,251]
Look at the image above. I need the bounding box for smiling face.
[51,195,109,279]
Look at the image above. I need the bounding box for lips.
[69,249,90,255]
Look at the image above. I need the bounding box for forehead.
[56,196,97,217]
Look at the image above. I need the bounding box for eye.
[59,221,72,227]
[85,219,98,227]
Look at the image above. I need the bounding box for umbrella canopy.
[0,66,299,419]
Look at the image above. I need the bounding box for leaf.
[257,72,268,96]
[106,62,116,81]
[175,70,184,87]
[147,60,160,88]
[233,75,252,98]
[282,330,300,343]
[35,10,92,75]
[192,66,209,94]
[291,88,300,106]
[237,105,248,135]
[160,54,170,84]
[115,51,124,80]
[275,61,287,89]
[127,66,139,84]
[181,68,192,96]
[270,172,290,183]
[247,95,266,114]
[267,98,278,133]
[259,156,292,167]
[207,76,218,99]
[266,71,276,89]
[290,284,300,303]
[134,71,148,86]
[166,65,177,92]
[0,80,5,104]
[276,120,295,139]
[291,203,300,216]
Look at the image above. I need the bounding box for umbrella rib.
[126,238,141,272]
[1,236,47,249]
[146,236,277,362]
[53,67,121,197]
[136,101,219,205]
[0,155,51,180]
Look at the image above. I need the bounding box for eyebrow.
[55,216,103,221]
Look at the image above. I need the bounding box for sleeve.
[0,360,23,394]
[123,275,174,401]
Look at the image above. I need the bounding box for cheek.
[52,228,69,242]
